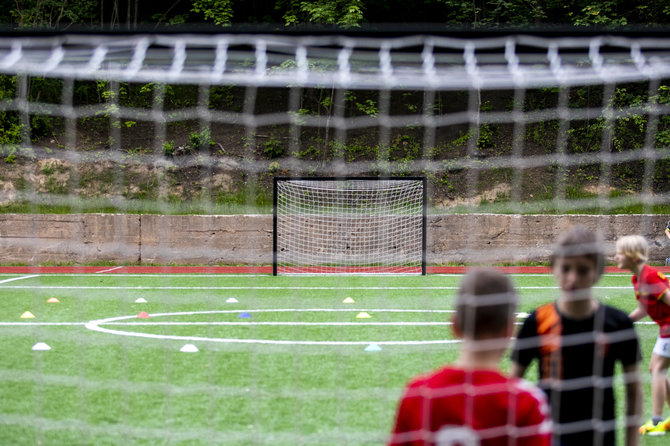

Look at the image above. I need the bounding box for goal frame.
[273,176,427,275]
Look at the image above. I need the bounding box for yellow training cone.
[356,311,371,319]
[20,311,35,319]
[47,297,60,303]
[342,297,355,304]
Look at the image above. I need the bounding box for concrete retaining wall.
[1,213,669,265]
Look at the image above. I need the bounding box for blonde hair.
[616,235,649,262]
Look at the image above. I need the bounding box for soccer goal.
[273,177,427,274]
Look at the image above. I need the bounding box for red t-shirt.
[633,264,670,337]
[388,366,551,446]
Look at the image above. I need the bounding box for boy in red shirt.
[389,268,552,446]
[617,234,670,435]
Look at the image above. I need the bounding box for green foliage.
[654,158,670,191]
[345,91,378,117]
[41,162,55,175]
[151,12,189,26]
[123,171,160,200]
[3,152,16,164]
[209,86,237,110]
[568,120,603,153]
[526,121,559,149]
[189,128,214,152]
[163,140,175,156]
[0,75,22,160]
[291,145,321,159]
[476,124,497,149]
[572,1,628,26]
[191,0,235,25]
[281,0,364,26]
[0,121,23,146]
[9,0,96,28]
[390,135,421,161]
[44,176,67,194]
[263,136,285,159]
[435,0,481,24]
[0,118,23,164]
[2,0,670,30]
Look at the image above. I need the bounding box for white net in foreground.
[273,177,426,274]
[0,31,668,446]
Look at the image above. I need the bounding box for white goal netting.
[0,31,669,446]
[274,177,426,274]
[1,32,670,224]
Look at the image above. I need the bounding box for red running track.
[1,265,668,274]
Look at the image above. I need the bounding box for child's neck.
[630,261,645,277]
[454,344,504,371]
[557,295,598,319]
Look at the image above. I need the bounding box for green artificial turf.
[0,272,666,445]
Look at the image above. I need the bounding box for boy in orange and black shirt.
[512,227,642,446]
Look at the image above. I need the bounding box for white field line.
[0,322,86,326]
[0,320,658,327]
[0,274,39,285]
[102,321,452,326]
[0,285,633,290]
[83,309,462,345]
[95,266,123,273]
[0,414,385,444]
[0,274,272,278]
[0,306,658,348]
[0,273,634,278]
[0,369,401,400]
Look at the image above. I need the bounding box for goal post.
[273,176,427,275]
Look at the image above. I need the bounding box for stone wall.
[1,213,669,265]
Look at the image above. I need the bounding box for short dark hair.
[550,226,605,278]
[455,268,517,340]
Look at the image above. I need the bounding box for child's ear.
[505,319,516,337]
[451,314,463,339]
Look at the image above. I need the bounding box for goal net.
[0,30,669,445]
[273,177,426,274]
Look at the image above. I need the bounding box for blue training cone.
[364,343,382,352]
[238,312,252,318]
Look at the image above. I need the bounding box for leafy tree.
[280,0,364,26]
[8,0,96,28]
[191,0,234,25]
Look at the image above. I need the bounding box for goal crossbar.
[3,33,670,89]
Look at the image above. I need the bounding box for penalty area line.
[0,274,40,285]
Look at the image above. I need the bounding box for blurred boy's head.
[550,227,605,296]
[454,268,517,341]
[615,235,648,269]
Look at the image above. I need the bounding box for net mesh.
[274,178,425,274]
[0,31,667,445]
[0,33,669,218]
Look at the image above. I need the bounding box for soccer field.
[0,269,667,445]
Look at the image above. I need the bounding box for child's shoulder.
[407,365,508,389]
[599,303,635,328]
[640,264,669,282]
